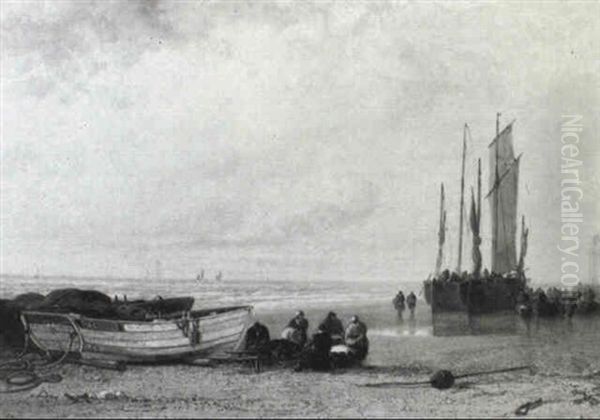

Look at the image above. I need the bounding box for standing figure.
[392,291,405,319]
[406,291,417,319]
[516,289,533,335]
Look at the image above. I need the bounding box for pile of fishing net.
[0,289,195,347]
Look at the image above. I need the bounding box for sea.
[1,275,599,377]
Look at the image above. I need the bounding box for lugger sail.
[488,120,522,273]
[424,115,527,316]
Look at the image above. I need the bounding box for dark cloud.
[1,0,179,99]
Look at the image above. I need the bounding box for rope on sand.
[360,365,533,390]
[0,333,74,394]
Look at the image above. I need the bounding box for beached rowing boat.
[20,305,254,363]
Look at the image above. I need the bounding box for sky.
[1,0,599,284]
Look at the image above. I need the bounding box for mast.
[493,112,501,272]
[435,183,446,277]
[477,158,481,228]
[457,124,467,273]
[470,159,483,277]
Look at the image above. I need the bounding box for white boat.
[20,305,254,363]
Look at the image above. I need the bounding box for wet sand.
[2,302,600,417]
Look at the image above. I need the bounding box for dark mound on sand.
[37,288,115,318]
[0,299,23,349]
[12,292,45,309]
[0,289,195,350]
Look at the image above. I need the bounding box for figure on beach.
[392,290,405,319]
[406,292,417,319]
[344,315,369,361]
[282,310,309,347]
[294,327,333,372]
[318,311,344,345]
[516,288,533,333]
[244,321,271,354]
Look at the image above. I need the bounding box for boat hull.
[21,305,254,363]
[424,277,525,314]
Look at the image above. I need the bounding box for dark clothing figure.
[286,311,309,347]
[406,292,417,318]
[345,316,369,361]
[517,290,531,305]
[245,322,271,353]
[295,329,333,372]
[564,302,577,319]
[268,339,303,361]
[287,316,308,331]
[318,312,344,344]
[393,291,405,318]
[516,290,533,318]
[535,290,551,317]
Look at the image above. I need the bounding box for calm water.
[2,275,599,376]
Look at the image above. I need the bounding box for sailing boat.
[423,116,527,315]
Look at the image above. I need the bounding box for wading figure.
[406,292,417,319]
[516,289,533,335]
[392,291,405,320]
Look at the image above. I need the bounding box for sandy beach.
[1,341,599,418]
[2,300,599,418]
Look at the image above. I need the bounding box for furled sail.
[470,189,482,276]
[488,123,520,273]
[435,183,446,277]
[517,215,529,275]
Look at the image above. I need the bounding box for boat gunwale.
[21,304,254,326]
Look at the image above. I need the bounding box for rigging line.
[484,155,522,199]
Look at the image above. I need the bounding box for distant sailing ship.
[424,115,528,315]
[195,269,223,282]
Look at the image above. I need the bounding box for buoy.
[361,365,532,390]
[429,369,455,389]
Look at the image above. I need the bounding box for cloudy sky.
[1,0,598,283]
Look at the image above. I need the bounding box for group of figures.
[392,290,417,320]
[243,311,369,372]
[431,268,520,284]
[516,285,599,319]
